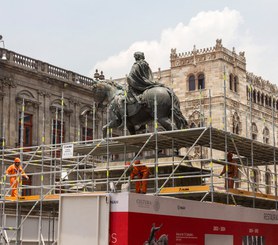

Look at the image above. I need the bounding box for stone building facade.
[157,39,277,193]
[1,39,277,195]
[0,49,106,149]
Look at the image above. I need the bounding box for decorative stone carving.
[170,48,177,59]
[0,76,17,87]
[38,90,51,98]
[215,39,223,49]
[69,97,80,106]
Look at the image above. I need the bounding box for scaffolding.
[0,85,278,244]
[0,123,278,243]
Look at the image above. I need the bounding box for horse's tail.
[171,91,188,129]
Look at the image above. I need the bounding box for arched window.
[252,123,258,140]
[251,168,260,192]
[198,73,205,89]
[276,100,278,110]
[257,91,261,104]
[261,93,265,106]
[229,74,233,90]
[253,90,256,103]
[234,76,238,92]
[232,112,240,134]
[265,170,272,194]
[265,95,268,107]
[188,75,195,91]
[263,127,270,144]
[269,97,272,107]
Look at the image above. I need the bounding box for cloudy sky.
[1,0,277,83]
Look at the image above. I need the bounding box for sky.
[1,0,278,84]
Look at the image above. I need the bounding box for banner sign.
[62,144,74,159]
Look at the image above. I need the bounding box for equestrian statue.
[92,52,188,136]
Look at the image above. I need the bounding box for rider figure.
[127,52,158,97]
[147,223,163,245]
[118,52,161,127]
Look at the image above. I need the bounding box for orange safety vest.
[6,164,27,179]
[130,165,150,179]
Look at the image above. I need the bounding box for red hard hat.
[14,158,21,163]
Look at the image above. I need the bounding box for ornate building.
[0,48,106,149]
[157,39,277,193]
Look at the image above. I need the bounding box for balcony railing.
[0,47,96,86]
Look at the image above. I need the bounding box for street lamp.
[0,35,7,60]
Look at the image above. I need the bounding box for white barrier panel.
[58,194,110,245]
[1,214,57,244]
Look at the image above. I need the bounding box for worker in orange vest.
[220,152,238,189]
[6,158,29,197]
[130,159,150,194]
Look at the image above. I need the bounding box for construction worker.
[130,159,150,194]
[6,158,29,197]
[220,152,238,189]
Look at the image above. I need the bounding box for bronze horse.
[92,81,187,136]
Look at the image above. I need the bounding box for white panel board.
[58,194,110,245]
[205,234,233,245]
[4,214,57,243]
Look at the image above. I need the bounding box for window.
[52,120,65,144]
[82,127,93,141]
[257,91,261,104]
[251,169,259,192]
[234,76,238,92]
[265,170,272,194]
[253,90,256,103]
[263,127,270,144]
[188,75,195,91]
[261,93,264,106]
[252,123,258,140]
[229,74,233,90]
[18,113,33,147]
[265,95,268,107]
[198,74,205,89]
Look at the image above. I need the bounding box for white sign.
[62,144,74,159]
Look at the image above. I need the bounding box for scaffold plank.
[228,189,277,200]
[160,185,210,194]
[4,194,59,202]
